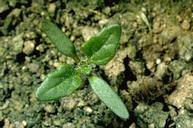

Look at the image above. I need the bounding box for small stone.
[155,62,168,80]
[28,63,39,73]
[12,34,24,53]
[70,35,75,42]
[167,73,193,108]
[146,61,155,71]
[53,62,61,68]
[176,15,183,22]
[24,32,36,40]
[156,58,161,64]
[84,106,93,113]
[36,44,44,52]
[98,19,109,25]
[23,40,35,55]
[66,58,75,65]
[58,56,66,62]
[160,25,179,44]
[181,20,190,30]
[44,104,56,114]
[135,102,168,128]
[4,118,11,128]
[22,120,27,127]
[63,123,75,128]
[62,98,78,111]
[53,120,61,126]
[77,100,85,107]
[40,74,46,81]
[103,7,111,15]
[11,8,21,17]
[48,3,56,14]
[129,123,136,128]
[174,109,193,128]
[178,35,193,61]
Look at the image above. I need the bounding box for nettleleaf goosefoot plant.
[36,20,129,119]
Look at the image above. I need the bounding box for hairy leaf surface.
[89,76,129,119]
[42,20,77,59]
[36,64,81,101]
[81,24,121,65]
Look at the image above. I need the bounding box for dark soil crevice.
[97,66,111,85]
[104,0,120,6]
[0,9,12,21]
[119,57,137,90]
[0,120,4,127]
[165,115,176,128]
[15,52,26,63]
[124,57,137,81]
[162,73,173,84]
[14,0,32,8]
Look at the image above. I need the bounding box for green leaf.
[81,24,121,65]
[89,76,129,119]
[36,64,82,101]
[42,20,78,60]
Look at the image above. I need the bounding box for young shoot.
[36,20,129,119]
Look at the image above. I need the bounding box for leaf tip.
[119,110,129,119]
[35,86,44,101]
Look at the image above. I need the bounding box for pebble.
[53,120,61,126]
[146,61,155,71]
[48,3,56,14]
[23,40,35,55]
[176,15,183,22]
[181,20,190,30]
[28,63,39,73]
[155,62,168,80]
[22,121,27,127]
[178,35,193,61]
[98,19,109,25]
[167,73,193,108]
[62,99,78,111]
[44,104,56,114]
[12,34,24,53]
[84,106,93,113]
[77,100,85,107]
[156,58,161,64]
[36,44,44,52]
[63,123,75,128]
[103,7,111,15]
[24,32,36,40]
[53,62,61,68]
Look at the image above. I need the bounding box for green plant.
[36,20,129,119]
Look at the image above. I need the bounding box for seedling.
[36,20,129,119]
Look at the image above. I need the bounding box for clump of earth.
[0,0,193,128]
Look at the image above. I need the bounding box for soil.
[1,0,193,128]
